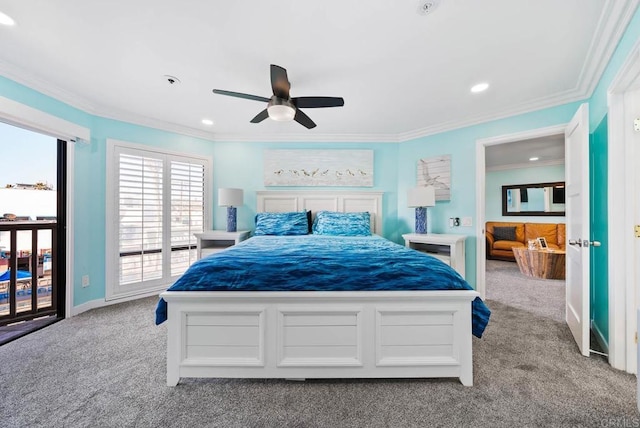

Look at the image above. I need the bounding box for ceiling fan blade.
[294,109,317,129]
[212,89,270,103]
[292,97,345,108]
[270,64,291,99]
[250,109,269,123]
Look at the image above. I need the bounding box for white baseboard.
[70,289,162,317]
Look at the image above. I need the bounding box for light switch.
[461,217,472,227]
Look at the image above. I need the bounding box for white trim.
[70,288,163,317]
[0,96,89,142]
[105,138,213,301]
[0,97,88,320]
[576,0,640,99]
[607,38,640,373]
[475,125,566,300]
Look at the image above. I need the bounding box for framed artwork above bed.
[264,149,374,187]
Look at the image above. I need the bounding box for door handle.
[568,239,601,248]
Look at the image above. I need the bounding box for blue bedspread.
[155,235,490,337]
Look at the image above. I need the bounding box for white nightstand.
[402,233,467,279]
[194,230,250,259]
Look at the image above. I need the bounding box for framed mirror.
[501,181,565,216]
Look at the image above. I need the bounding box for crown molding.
[0,2,635,144]
[576,0,640,97]
[396,88,585,142]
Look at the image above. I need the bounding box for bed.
[156,191,490,386]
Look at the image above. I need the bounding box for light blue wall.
[1,76,398,305]
[485,164,565,222]
[77,129,398,305]
[211,142,399,239]
[397,102,582,287]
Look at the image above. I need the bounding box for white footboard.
[161,290,479,387]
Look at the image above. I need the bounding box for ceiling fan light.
[267,104,295,121]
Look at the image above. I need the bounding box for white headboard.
[256,191,383,235]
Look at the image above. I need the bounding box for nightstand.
[194,230,250,259]
[402,233,466,278]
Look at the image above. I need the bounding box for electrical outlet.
[461,217,473,227]
[82,275,90,288]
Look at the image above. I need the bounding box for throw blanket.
[155,235,491,337]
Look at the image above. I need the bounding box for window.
[106,141,211,300]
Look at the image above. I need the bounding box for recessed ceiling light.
[470,82,489,93]
[202,119,214,126]
[0,11,15,26]
[529,157,539,161]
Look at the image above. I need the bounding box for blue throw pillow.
[312,211,371,236]
[254,212,309,236]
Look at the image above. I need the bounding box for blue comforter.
[155,235,490,337]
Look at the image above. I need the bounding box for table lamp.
[218,188,243,232]
[407,186,436,234]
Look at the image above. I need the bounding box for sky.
[0,121,57,188]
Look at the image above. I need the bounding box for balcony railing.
[0,221,57,325]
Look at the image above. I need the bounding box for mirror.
[502,181,565,216]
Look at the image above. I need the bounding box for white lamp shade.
[218,188,243,207]
[407,186,436,207]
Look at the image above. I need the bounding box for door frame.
[607,39,640,374]
[475,124,566,300]
[0,95,89,320]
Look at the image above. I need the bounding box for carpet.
[0,262,636,427]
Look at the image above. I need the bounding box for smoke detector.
[163,75,181,85]
[417,0,440,15]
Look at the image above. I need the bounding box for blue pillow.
[254,212,309,236]
[312,211,371,236]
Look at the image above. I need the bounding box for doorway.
[0,122,66,344]
[482,134,566,322]
[475,124,567,300]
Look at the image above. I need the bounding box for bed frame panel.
[162,191,479,386]
[163,290,478,386]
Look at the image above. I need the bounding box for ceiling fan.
[212,64,344,129]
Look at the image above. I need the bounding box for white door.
[565,103,590,357]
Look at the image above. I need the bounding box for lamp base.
[226,207,237,232]
[415,207,427,234]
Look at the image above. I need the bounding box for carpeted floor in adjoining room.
[0,261,636,428]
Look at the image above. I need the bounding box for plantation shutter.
[110,144,209,299]
[169,160,205,276]
[118,153,163,286]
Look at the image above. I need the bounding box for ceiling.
[485,135,565,170]
[0,1,635,143]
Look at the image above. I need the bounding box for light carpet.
[0,260,636,427]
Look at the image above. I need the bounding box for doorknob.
[569,239,601,248]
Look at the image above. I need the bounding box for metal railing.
[0,221,57,325]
